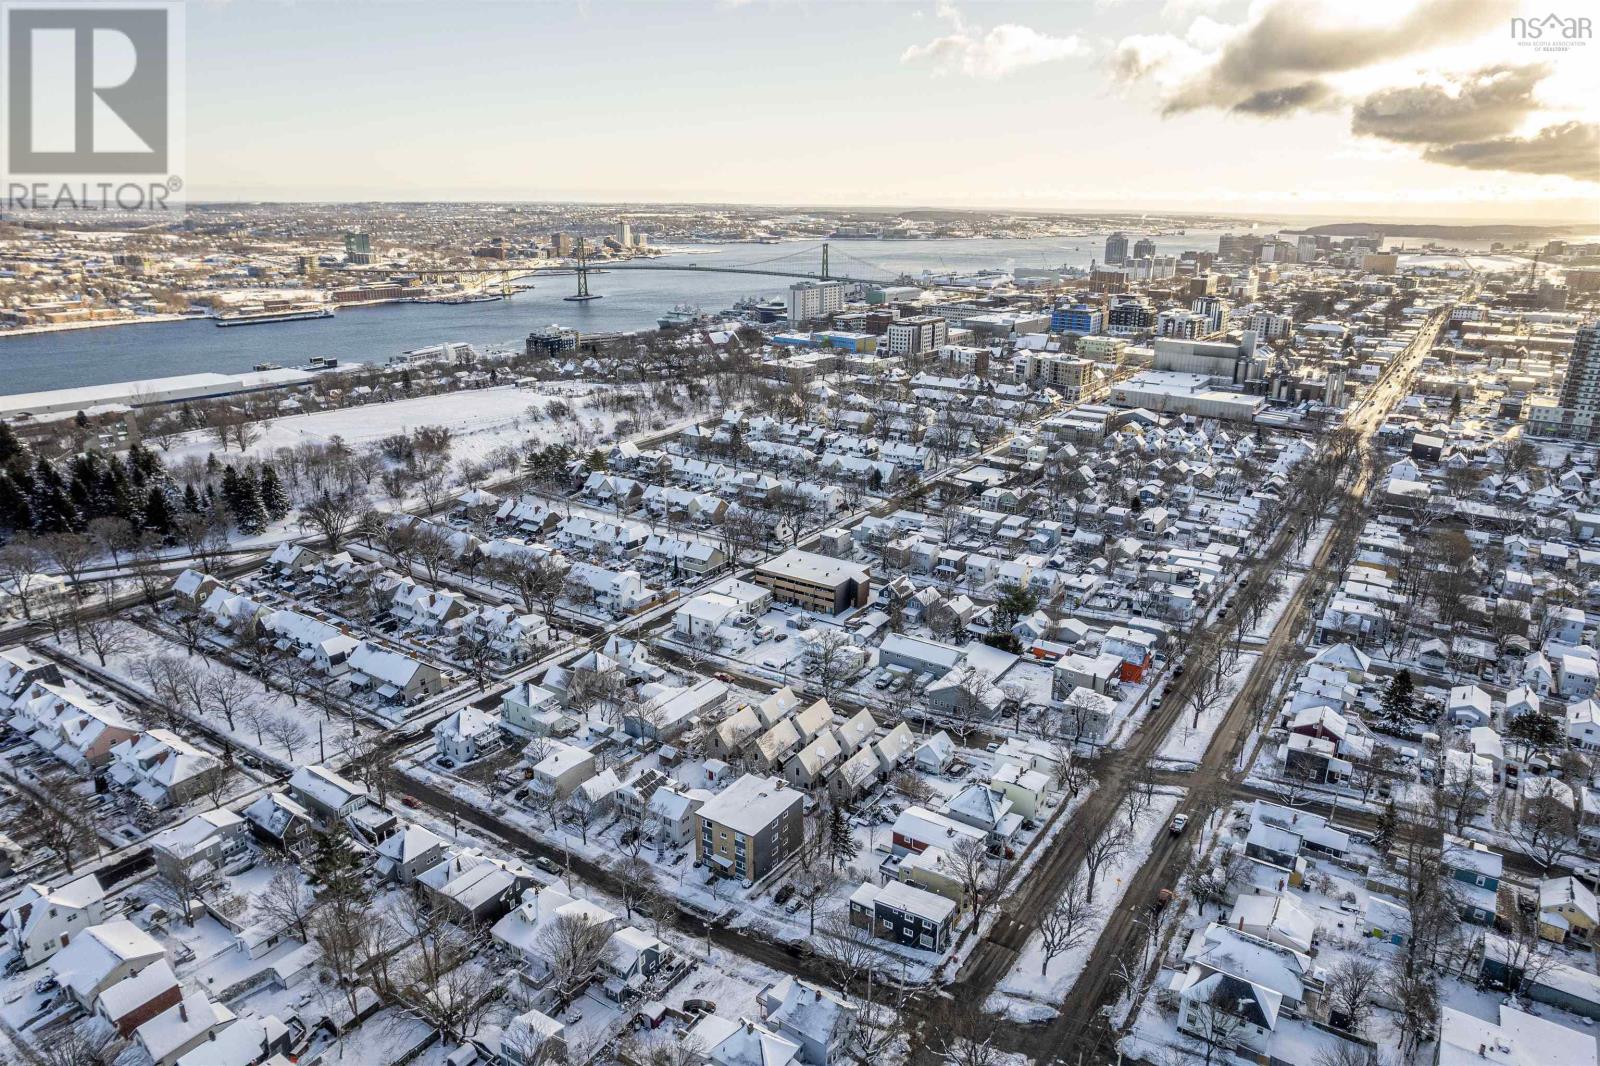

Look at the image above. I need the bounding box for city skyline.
[179,0,1600,223]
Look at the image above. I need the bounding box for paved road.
[399,771,845,984]
[1016,302,1454,1062]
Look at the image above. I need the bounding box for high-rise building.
[615,221,632,247]
[1132,237,1157,260]
[343,232,374,265]
[1050,304,1104,335]
[1556,319,1600,439]
[787,280,847,324]
[1248,311,1293,340]
[550,232,576,257]
[1108,297,1155,336]
[1191,296,1230,335]
[1218,233,1243,259]
[295,255,318,276]
[1104,232,1129,265]
[886,315,947,357]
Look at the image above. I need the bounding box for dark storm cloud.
[1422,121,1600,181]
[1351,64,1548,145]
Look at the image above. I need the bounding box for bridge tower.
[564,237,603,302]
[820,242,829,281]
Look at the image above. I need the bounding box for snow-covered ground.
[1155,652,1259,769]
[161,382,647,469]
[985,787,1184,1023]
[85,620,369,765]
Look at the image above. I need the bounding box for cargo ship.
[215,304,335,327]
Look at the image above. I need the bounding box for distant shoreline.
[0,312,197,339]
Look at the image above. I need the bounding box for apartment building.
[752,549,871,615]
[693,774,804,882]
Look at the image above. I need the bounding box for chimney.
[178,1002,188,1023]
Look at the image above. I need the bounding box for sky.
[181,0,1600,224]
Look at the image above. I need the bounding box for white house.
[434,706,504,764]
[1,874,107,967]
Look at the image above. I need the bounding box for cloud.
[1230,80,1337,116]
[1351,64,1547,144]
[1423,121,1600,181]
[1103,0,1598,182]
[1112,0,1516,116]
[901,3,1084,80]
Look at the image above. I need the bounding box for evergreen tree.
[827,804,859,871]
[1373,800,1397,849]
[126,441,160,483]
[259,466,290,521]
[232,478,268,537]
[1449,392,1462,418]
[29,456,78,533]
[0,472,32,532]
[309,827,371,905]
[182,482,203,514]
[220,466,243,514]
[0,421,27,471]
[1380,669,1415,720]
[142,485,175,537]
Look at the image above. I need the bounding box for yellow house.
[1539,876,1598,944]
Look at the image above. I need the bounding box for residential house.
[150,810,249,891]
[1,874,108,967]
[529,742,596,799]
[108,730,223,808]
[756,978,858,1066]
[434,706,503,764]
[848,880,956,953]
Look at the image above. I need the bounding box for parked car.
[683,999,717,1015]
[535,856,560,875]
[773,884,794,905]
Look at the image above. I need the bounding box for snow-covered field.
[163,383,620,469]
[985,787,1184,1023]
[85,620,368,766]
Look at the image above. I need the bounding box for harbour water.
[0,227,1536,398]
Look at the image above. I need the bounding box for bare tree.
[1311,955,1376,1041]
[1186,981,1247,1066]
[1037,874,1099,975]
[298,488,367,550]
[535,911,618,1006]
[8,773,96,875]
[611,854,657,920]
[1517,777,1579,871]
[253,867,316,941]
[80,616,133,666]
[263,714,309,760]
[0,537,47,619]
[947,835,998,922]
[1080,821,1132,904]
[1313,1043,1380,1066]
[27,1019,115,1066]
[156,861,207,927]
[203,669,258,732]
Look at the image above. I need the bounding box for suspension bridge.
[343,241,997,297]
